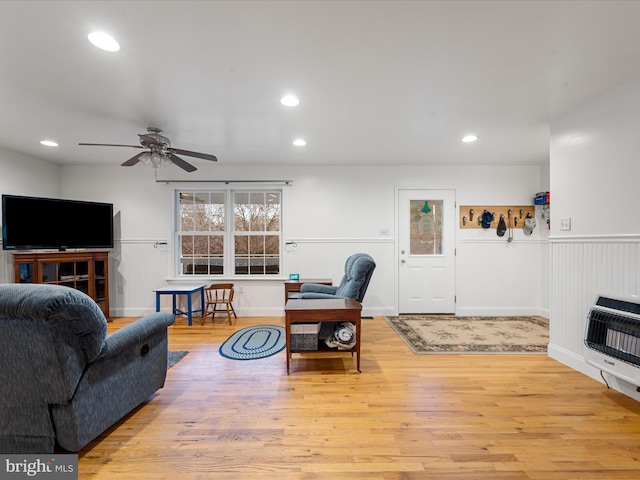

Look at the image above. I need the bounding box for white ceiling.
[2,0,640,169]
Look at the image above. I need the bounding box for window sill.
[166,276,287,283]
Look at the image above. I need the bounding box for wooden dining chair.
[201,283,237,325]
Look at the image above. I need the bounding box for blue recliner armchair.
[298,253,376,302]
[0,283,175,453]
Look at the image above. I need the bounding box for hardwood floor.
[76,315,640,479]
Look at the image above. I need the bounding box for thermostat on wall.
[289,273,300,280]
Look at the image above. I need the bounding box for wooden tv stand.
[13,250,110,319]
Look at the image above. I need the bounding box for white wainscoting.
[2,235,552,322]
[109,239,171,317]
[548,235,640,400]
[284,238,395,317]
[0,244,13,284]
[456,237,549,317]
[113,237,395,318]
[0,238,395,318]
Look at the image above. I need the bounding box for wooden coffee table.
[284,298,362,374]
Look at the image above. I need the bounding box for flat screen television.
[1,194,114,251]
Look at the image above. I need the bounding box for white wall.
[58,165,173,315]
[0,148,60,198]
[539,161,551,316]
[59,163,548,318]
[0,148,60,282]
[549,76,640,401]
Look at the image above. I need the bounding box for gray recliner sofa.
[298,253,376,302]
[0,283,175,453]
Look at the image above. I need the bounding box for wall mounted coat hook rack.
[460,205,535,229]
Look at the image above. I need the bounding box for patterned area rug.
[219,325,286,360]
[168,350,188,368]
[384,316,549,354]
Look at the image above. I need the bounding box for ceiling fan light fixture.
[79,126,216,172]
[139,151,171,169]
[40,140,58,147]
[88,32,120,52]
[280,95,300,107]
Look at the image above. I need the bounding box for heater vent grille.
[584,293,640,386]
[594,297,640,316]
[586,299,640,370]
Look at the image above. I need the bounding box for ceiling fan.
[78,127,218,172]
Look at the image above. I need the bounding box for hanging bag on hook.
[497,215,507,237]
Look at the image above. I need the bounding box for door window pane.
[409,200,443,255]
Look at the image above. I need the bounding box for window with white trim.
[177,190,281,276]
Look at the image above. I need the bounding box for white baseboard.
[547,343,597,379]
[111,308,156,318]
[456,306,549,317]
[548,343,640,402]
[364,307,396,317]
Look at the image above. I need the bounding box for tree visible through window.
[177,190,281,276]
[233,191,281,275]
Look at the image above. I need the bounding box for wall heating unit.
[584,291,640,387]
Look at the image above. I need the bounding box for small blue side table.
[154,285,206,326]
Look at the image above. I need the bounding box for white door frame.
[394,186,456,314]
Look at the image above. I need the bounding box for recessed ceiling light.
[462,134,479,143]
[292,138,306,146]
[40,140,59,147]
[281,95,300,107]
[88,32,120,52]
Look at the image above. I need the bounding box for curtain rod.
[156,179,293,185]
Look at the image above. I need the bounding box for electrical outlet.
[560,217,571,231]
[238,286,244,294]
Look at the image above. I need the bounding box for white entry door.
[398,189,456,314]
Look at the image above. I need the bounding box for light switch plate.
[560,217,571,231]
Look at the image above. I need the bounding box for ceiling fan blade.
[170,148,218,162]
[79,143,144,149]
[121,151,147,167]
[168,153,197,172]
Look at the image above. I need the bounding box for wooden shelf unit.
[13,250,110,319]
[284,298,362,374]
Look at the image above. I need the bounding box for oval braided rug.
[219,325,286,360]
